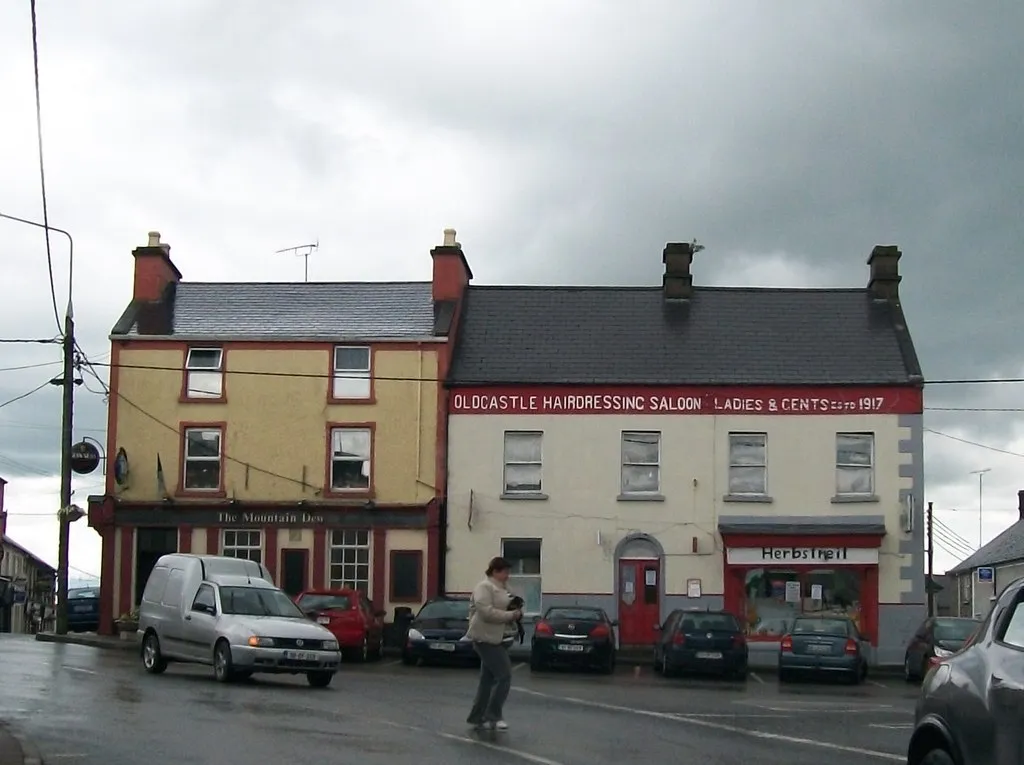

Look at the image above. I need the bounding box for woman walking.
[465,557,522,730]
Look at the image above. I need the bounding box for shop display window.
[740,568,863,639]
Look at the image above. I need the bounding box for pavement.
[2,634,919,764]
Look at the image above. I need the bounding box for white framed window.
[502,538,541,615]
[728,433,768,495]
[182,427,222,491]
[836,433,875,495]
[222,529,262,563]
[184,348,224,398]
[332,346,371,400]
[328,529,370,592]
[502,431,542,494]
[329,427,372,491]
[621,431,660,494]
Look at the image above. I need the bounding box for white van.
[138,554,341,687]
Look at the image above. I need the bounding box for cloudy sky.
[1,2,1022,579]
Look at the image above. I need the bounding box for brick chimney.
[867,245,902,300]
[663,242,694,300]
[133,231,182,302]
[430,228,473,302]
[1018,489,1024,521]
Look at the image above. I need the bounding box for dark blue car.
[66,586,100,632]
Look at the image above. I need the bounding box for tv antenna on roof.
[275,240,319,282]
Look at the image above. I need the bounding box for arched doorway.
[614,534,663,646]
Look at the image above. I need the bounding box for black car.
[530,606,617,673]
[66,586,100,632]
[402,596,515,665]
[654,609,748,679]
[908,576,1024,765]
[903,616,980,682]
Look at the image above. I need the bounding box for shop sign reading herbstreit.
[726,546,879,565]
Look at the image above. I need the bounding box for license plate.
[316,617,331,625]
[73,605,92,613]
[807,644,831,654]
[695,651,722,659]
[558,644,585,652]
[283,650,317,661]
[429,642,456,652]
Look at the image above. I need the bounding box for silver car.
[138,553,342,687]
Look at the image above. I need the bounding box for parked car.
[66,586,100,633]
[138,553,341,687]
[530,606,616,673]
[903,616,980,682]
[403,596,475,665]
[653,608,748,679]
[778,615,868,684]
[907,576,1024,765]
[295,589,386,662]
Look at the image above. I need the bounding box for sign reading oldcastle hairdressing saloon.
[726,547,879,565]
[449,386,922,415]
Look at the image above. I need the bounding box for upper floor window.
[332,346,371,400]
[502,431,542,494]
[184,348,224,399]
[836,433,874,495]
[621,431,660,495]
[728,433,767,495]
[182,427,223,491]
[329,427,372,492]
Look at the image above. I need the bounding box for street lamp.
[969,468,991,549]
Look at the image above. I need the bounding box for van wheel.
[307,671,334,688]
[213,640,234,683]
[920,748,955,765]
[142,633,167,674]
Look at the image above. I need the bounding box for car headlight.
[407,628,425,641]
[933,646,954,658]
[247,636,274,648]
[322,639,339,651]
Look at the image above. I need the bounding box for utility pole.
[969,468,991,550]
[55,305,75,635]
[926,501,934,617]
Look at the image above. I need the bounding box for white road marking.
[748,671,765,684]
[869,723,913,730]
[733,699,895,714]
[867,680,887,688]
[512,662,526,672]
[381,660,402,667]
[513,687,903,762]
[63,667,98,675]
[376,718,565,765]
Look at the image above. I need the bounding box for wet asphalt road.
[0,635,917,765]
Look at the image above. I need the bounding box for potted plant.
[114,607,139,639]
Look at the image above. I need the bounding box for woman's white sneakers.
[469,720,509,732]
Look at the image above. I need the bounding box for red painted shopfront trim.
[265,525,278,583]
[372,528,387,608]
[448,385,923,416]
[312,528,326,589]
[118,527,134,618]
[720,533,885,549]
[99,527,116,635]
[206,528,219,555]
[178,525,192,553]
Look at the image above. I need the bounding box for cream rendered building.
[444,242,925,666]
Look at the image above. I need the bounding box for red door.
[618,559,661,645]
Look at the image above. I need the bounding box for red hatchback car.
[295,589,386,662]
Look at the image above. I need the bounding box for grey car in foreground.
[908,575,1024,765]
[138,554,342,687]
[777,615,869,684]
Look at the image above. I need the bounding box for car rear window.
[297,593,351,612]
[417,600,470,619]
[792,618,851,635]
[68,588,99,599]
[545,608,604,621]
[680,613,739,631]
[933,618,979,641]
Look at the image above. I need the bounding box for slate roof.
[947,519,1024,574]
[448,285,922,385]
[112,281,452,340]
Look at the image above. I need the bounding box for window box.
[325,424,374,497]
[180,348,226,402]
[329,346,373,403]
[177,424,226,497]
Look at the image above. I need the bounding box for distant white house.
[1,477,57,633]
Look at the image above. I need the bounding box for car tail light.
[733,633,746,648]
[589,624,610,638]
[535,621,553,636]
[672,631,685,646]
[780,635,793,652]
[844,638,858,655]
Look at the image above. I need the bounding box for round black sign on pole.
[70,441,101,475]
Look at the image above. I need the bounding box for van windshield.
[220,587,305,618]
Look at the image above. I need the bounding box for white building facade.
[443,243,926,665]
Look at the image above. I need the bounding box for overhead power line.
[0,337,60,344]
[0,379,52,410]
[925,428,1024,459]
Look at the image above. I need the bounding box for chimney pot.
[443,228,457,247]
[867,245,902,300]
[663,242,695,300]
[1018,489,1024,520]
[148,231,161,246]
